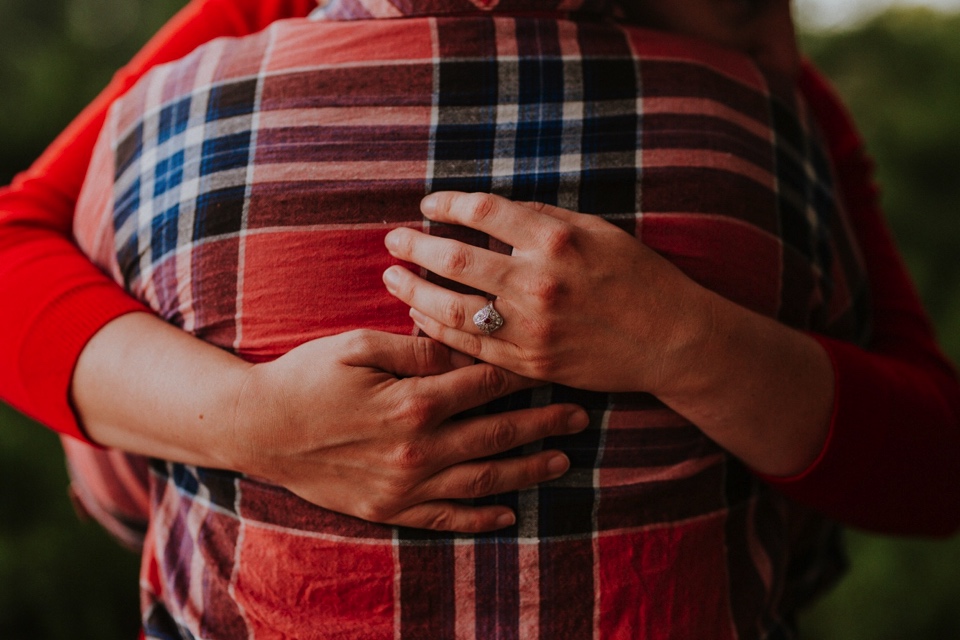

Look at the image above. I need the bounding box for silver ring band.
[473,300,504,335]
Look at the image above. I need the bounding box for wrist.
[655,289,835,476]
[227,361,282,479]
[646,278,722,401]
[74,312,256,469]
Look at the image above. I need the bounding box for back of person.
[72,1,869,637]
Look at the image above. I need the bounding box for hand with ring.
[473,300,504,335]
[383,191,713,395]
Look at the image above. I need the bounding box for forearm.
[389,191,837,476]
[657,286,834,477]
[752,63,960,535]
[71,313,587,533]
[71,312,249,469]
[0,0,306,439]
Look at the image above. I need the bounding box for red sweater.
[0,0,957,535]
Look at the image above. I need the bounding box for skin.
[73,0,815,535]
[380,0,836,477]
[382,193,834,477]
[74,314,588,532]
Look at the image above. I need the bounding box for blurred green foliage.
[798,10,960,639]
[1,2,959,638]
[0,2,186,637]
[803,8,960,364]
[0,0,188,184]
[0,405,140,640]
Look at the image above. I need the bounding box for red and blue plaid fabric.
[71,2,870,637]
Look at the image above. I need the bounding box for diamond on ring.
[473,301,504,335]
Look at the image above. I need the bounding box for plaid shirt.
[72,1,869,637]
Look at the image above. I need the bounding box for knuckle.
[342,328,376,355]
[469,467,498,498]
[526,200,548,212]
[395,394,439,429]
[413,338,442,370]
[422,510,455,532]
[439,245,472,278]
[389,440,430,472]
[528,274,566,306]
[440,297,467,328]
[355,499,390,523]
[542,225,575,256]
[380,477,416,507]
[483,418,518,454]
[458,331,484,357]
[478,364,512,398]
[463,193,498,225]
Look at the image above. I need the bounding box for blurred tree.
[0,406,141,640]
[804,8,960,362]
[0,0,188,184]
[0,1,186,637]
[799,9,960,640]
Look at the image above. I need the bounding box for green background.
[1,2,959,637]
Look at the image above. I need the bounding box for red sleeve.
[762,63,960,536]
[0,0,316,441]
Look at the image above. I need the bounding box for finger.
[337,329,472,377]
[517,200,585,224]
[410,308,523,374]
[399,361,539,424]
[519,200,626,234]
[414,449,571,505]
[435,404,589,468]
[420,191,573,252]
[386,501,517,533]
[384,227,513,295]
[383,265,500,336]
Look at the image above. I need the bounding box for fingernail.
[421,193,439,215]
[382,267,400,292]
[409,308,426,326]
[496,512,516,528]
[568,411,589,431]
[384,230,399,252]
[547,454,570,476]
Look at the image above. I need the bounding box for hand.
[382,192,710,395]
[381,192,837,478]
[232,329,589,533]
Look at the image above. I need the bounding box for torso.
[74,6,868,638]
